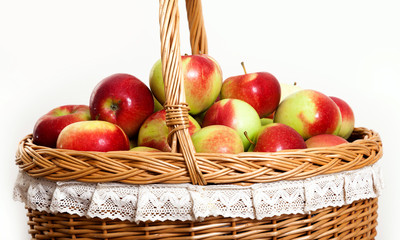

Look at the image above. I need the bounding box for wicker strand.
[159,0,206,185]
[25,198,378,239]
[186,0,208,54]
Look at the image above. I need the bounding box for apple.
[330,96,355,139]
[220,63,281,118]
[137,109,201,152]
[280,82,302,102]
[153,95,163,112]
[253,123,307,152]
[191,125,244,154]
[202,99,261,150]
[33,105,91,148]
[130,146,161,152]
[192,111,207,127]
[149,54,222,115]
[261,118,273,126]
[56,120,130,152]
[90,73,154,138]
[305,134,348,148]
[274,89,342,139]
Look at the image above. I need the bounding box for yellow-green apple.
[261,118,273,126]
[137,109,201,152]
[56,120,130,152]
[153,95,163,112]
[149,54,222,115]
[280,82,302,102]
[330,96,355,139]
[274,89,342,139]
[220,63,280,118]
[202,99,261,150]
[130,146,161,152]
[90,73,154,138]
[305,134,348,148]
[33,105,91,148]
[191,125,244,154]
[253,123,306,152]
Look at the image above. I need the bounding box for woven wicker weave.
[15,0,383,239]
[26,198,378,240]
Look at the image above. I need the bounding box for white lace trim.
[13,163,383,223]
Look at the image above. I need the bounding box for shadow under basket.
[26,198,378,240]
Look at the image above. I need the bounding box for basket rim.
[15,127,382,185]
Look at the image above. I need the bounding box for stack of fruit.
[33,54,354,154]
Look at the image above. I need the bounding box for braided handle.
[186,0,208,54]
[158,0,207,185]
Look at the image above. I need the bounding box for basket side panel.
[25,198,378,239]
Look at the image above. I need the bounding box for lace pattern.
[13,163,383,223]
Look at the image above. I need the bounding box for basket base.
[26,198,378,240]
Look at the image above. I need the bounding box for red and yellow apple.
[149,54,222,115]
[221,67,280,118]
[305,134,348,148]
[137,109,201,152]
[274,89,342,139]
[56,120,130,152]
[90,73,154,138]
[330,96,355,139]
[253,123,307,152]
[33,105,91,148]
[191,125,244,154]
[202,99,261,150]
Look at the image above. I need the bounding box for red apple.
[56,120,130,152]
[33,105,91,148]
[253,123,307,152]
[202,99,261,150]
[191,125,244,153]
[149,54,222,115]
[305,134,348,148]
[137,109,201,152]
[90,73,154,138]
[274,89,342,139]
[330,96,355,139]
[221,63,281,118]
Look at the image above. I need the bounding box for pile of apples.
[33,54,354,154]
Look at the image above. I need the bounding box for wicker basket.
[15,0,383,239]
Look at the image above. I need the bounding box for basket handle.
[158,0,207,185]
[186,0,208,54]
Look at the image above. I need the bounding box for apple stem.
[244,131,255,145]
[294,82,297,86]
[241,62,247,74]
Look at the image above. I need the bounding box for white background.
[1,0,399,239]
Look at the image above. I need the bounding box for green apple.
[130,146,161,152]
[261,118,273,126]
[280,82,302,102]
